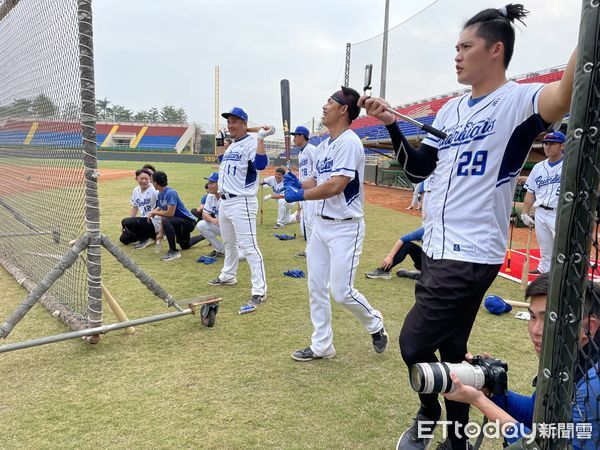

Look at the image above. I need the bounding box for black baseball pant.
[390,241,422,271]
[120,217,156,244]
[162,216,196,251]
[399,253,501,449]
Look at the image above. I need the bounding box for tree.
[147,107,160,122]
[10,98,33,117]
[111,104,133,122]
[96,97,111,120]
[160,105,188,124]
[31,94,58,119]
[133,110,149,122]
[61,102,80,121]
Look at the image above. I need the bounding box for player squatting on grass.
[361,4,576,450]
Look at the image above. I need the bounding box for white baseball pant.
[196,220,224,253]
[534,207,556,273]
[218,196,267,296]
[306,217,383,356]
[276,198,297,226]
[300,200,317,244]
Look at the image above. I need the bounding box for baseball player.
[196,172,225,257]
[207,107,272,307]
[365,227,424,280]
[521,131,566,274]
[284,86,388,361]
[360,5,576,450]
[262,167,298,229]
[290,125,317,256]
[147,171,197,261]
[119,168,160,248]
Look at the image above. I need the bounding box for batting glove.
[283,172,301,189]
[215,130,226,147]
[257,126,276,140]
[263,194,272,201]
[521,213,535,227]
[284,186,304,203]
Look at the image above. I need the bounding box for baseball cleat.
[291,346,336,362]
[371,326,388,353]
[294,251,306,258]
[365,267,392,279]
[247,294,266,307]
[207,249,225,257]
[397,412,438,450]
[160,250,181,261]
[273,223,285,229]
[207,277,237,286]
[134,238,153,250]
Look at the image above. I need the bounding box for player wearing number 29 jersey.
[421,81,546,264]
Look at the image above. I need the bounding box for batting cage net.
[0,0,100,332]
[528,1,600,449]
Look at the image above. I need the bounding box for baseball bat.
[506,210,515,273]
[504,299,530,308]
[361,63,447,140]
[280,79,292,168]
[521,226,533,290]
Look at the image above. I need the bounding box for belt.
[319,215,354,222]
[538,205,555,211]
[220,193,237,200]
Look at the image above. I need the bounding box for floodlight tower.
[214,65,220,136]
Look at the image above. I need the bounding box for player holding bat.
[360,4,577,450]
[283,86,388,362]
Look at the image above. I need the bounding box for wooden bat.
[504,299,530,308]
[280,79,291,168]
[521,226,533,290]
[506,213,515,273]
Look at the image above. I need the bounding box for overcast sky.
[92,0,581,132]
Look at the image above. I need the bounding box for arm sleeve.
[385,122,438,183]
[491,391,535,428]
[399,227,425,243]
[254,153,268,170]
[217,155,223,163]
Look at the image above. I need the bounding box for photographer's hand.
[443,372,485,405]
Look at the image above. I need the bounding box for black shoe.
[396,268,422,280]
[291,346,336,361]
[247,294,266,307]
[529,268,541,275]
[160,250,181,261]
[371,327,388,353]
[207,249,225,257]
[397,412,438,450]
[365,267,392,279]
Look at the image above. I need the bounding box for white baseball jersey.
[203,193,220,217]
[218,135,266,196]
[298,143,317,182]
[313,129,365,219]
[524,158,563,209]
[262,176,286,194]
[421,81,547,264]
[131,185,160,231]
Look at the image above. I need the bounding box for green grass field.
[0,160,537,449]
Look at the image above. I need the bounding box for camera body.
[409,355,508,396]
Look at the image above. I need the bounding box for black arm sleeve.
[385,121,438,183]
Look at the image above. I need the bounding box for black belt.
[538,205,554,211]
[220,193,237,200]
[320,215,352,221]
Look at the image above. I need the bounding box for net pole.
[77,0,102,330]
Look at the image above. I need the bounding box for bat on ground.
[504,299,530,308]
[280,79,291,169]
[506,209,516,273]
[521,226,533,290]
[361,63,448,140]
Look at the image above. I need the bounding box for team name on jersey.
[316,157,333,174]
[222,152,243,161]
[535,173,561,187]
[439,118,496,150]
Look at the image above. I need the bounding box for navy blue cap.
[541,131,566,143]
[221,107,248,122]
[484,295,512,315]
[204,172,219,182]
[290,126,310,139]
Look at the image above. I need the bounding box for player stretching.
[284,86,388,361]
[208,107,272,308]
[360,4,576,450]
[290,125,317,256]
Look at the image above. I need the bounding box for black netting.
[0,0,89,323]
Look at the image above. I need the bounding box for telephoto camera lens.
[409,362,486,394]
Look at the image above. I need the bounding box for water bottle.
[154,238,162,254]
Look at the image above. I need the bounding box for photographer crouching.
[418,273,599,448]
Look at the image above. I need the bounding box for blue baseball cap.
[290,126,310,139]
[221,107,248,122]
[204,172,219,182]
[541,131,566,143]
[484,295,512,315]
